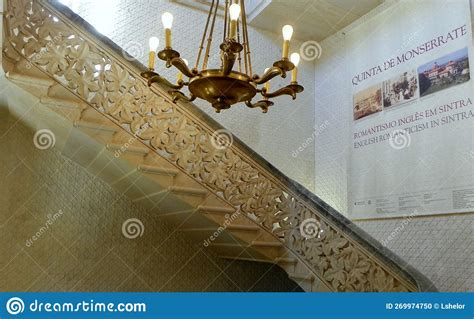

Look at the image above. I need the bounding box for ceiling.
[173,0,384,41]
[251,0,384,41]
[170,0,271,19]
[182,0,384,42]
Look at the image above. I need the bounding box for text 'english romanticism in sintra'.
[352,25,468,86]
[353,97,473,149]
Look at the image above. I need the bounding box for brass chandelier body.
[140,0,304,113]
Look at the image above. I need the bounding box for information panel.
[348,0,474,219]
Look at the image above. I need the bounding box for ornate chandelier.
[140,0,304,113]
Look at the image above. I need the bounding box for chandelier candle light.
[140,0,304,113]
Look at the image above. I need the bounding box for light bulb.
[282,25,294,41]
[290,53,300,82]
[149,37,160,52]
[162,12,174,48]
[229,4,241,21]
[183,58,189,66]
[263,68,270,91]
[290,52,300,67]
[162,12,173,29]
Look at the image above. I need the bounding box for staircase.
[0,0,436,292]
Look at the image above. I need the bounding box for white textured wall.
[313,0,474,291]
[357,215,474,292]
[66,0,316,191]
[313,32,351,214]
[0,115,301,292]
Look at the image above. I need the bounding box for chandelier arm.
[273,59,295,72]
[170,57,198,77]
[261,85,302,100]
[252,66,286,84]
[148,74,185,90]
[158,48,180,66]
[245,99,274,113]
[140,69,159,87]
[169,90,196,103]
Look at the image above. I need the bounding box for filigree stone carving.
[3,0,417,292]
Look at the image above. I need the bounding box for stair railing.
[2,0,436,291]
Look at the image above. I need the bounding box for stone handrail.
[2,0,436,291]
